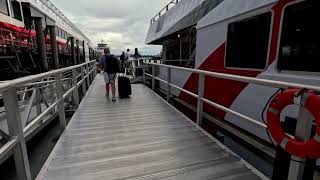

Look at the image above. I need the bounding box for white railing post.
[152,65,155,91]
[196,73,205,125]
[288,92,314,180]
[142,64,146,85]
[81,66,87,96]
[89,63,94,84]
[93,62,97,78]
[3,87,32,180]
[85,64,90,88]
[91,63,95,82]
[49,82,55,105]
[167,67,171,102]
[87,64,91,84]
[36,85,41,115]
[72,69,80,106]
[54,74,66,131]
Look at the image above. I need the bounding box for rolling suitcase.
[118,75,132,98]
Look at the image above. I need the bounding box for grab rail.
[0,60,97,180]
[143,61,320,179]
[143,61,319,138]
[150,0,180,24]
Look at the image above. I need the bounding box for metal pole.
[142,64,146,85]
[54,74,66,131]
[36,85,41,115]
[89,64,93,84]
[70,37,76,65]
[76,40,80,65]
[196,73,205,125]
[34,17,48,72]
[85,64,90,89]
[3,87,32,180]
[179,35,182,66]
[152,65,155,91]
[93,62,97,78]
[49,26,59,69]
[81,66,87,96]
[167,67,171,102]
[82,41,86,62]
[72,69,80,106]
[288,93,314,180]
[49,82,55,105]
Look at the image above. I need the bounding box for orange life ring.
[267,89,320,158]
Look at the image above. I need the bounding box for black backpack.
[104,55,119,73]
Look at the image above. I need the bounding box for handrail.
[0,60,97,180]
[0,61,95,92]
[145,62,320,92]
[145,72,267,129]
[0,137,18,160]
[151,0,180,23]
[143,61,320,178]
[143,61,320,138]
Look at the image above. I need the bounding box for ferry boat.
[0,0,95,80]
[94,40,108,60]
[146,0,319,143]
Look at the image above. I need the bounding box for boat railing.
[0,60,97,180]
[150,0,180,24]
[144,61,320,126]
[143,62,319,176]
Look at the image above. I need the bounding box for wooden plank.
[37,75,266,180]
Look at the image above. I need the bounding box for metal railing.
[143,61,320,180]
[0,60,97,180]
[150,0,180,24]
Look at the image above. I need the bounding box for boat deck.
[36,74,265,180]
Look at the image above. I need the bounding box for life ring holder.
[267,89,320,158]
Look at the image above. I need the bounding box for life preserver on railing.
[267,89,320,159]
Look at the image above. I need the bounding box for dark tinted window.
[226,12,271,69]
[58,28,62,37]
[0,0,9,15]
[55,26,59,35]
[277,1,320,72]
[10,0,22,21]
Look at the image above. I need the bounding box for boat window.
[55,26,58,35]
[62,30,65,39]
[225,12,272,70]
[58,28,62,37]
[0,0,9,16]
[10,0,22,21]
[277,1,320,72]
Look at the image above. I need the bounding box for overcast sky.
[52,0,169,55]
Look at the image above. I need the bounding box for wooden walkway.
[37,74,265,180]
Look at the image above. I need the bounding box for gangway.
[1,60,320,179]
[35,74,265,179]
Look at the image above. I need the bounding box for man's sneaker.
[112,97,116,102]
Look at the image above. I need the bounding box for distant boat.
[94,40,108,60]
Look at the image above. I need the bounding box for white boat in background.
[0,0,95,80]
[94,40,109,60]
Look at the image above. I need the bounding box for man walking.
[99,48,119,102]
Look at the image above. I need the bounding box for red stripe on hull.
[179,44,260,121]
[177,0,296,124]
[1,20,67,46]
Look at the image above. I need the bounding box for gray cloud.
[52,0,169,55]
